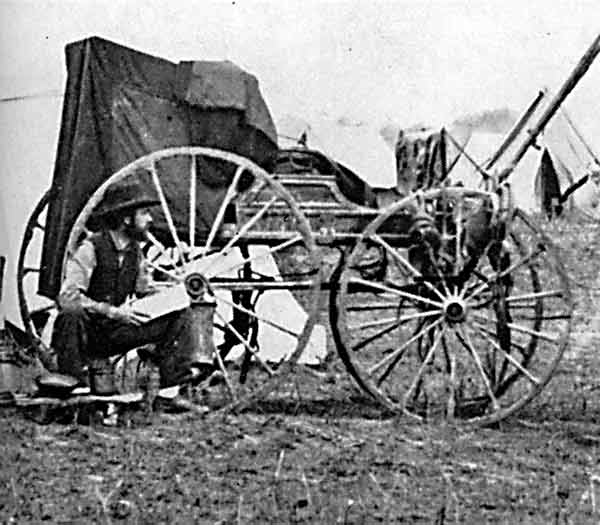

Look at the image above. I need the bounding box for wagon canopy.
[40,36,278,299]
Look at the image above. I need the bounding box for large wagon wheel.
[61,147,322,412]
[17,189,58,367]
[331,187,572,425]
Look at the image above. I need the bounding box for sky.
[1,1,599,129]
[0,0,599,324]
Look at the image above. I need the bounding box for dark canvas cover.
[39,36,278,298]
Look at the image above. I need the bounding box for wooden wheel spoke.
[447,350,457,420]
[205,196,280,273]
[350,310,441,332]
[349,316,399,331]
[146,232,167,254]
[402,325,447,409]
[511,313,571,321]
[463,268,492,299]
[353,322,403,353]
[424,242,451,297]
[144,232,183,281]
[247,178,269,202]
[210,314,238,400]
[454,200,464,274]
[218,235,304,276]
[467,246,545,301]
[149,162,187,268]
[30,304,56,316]
[440,192,449,243]
[216,294,299,338]
[469,311,500,325]
[474,322,529,355]
[214,310,275,377]
[369,233,446,301]
[189,154,197,250]
[505,290,564,303]
[472,311,561,344]
[506,322,561,344]
[369,317,444,376]
[471,322,541,386]
[347,301,405,312]
[144,259,182,282]
[203,165,244,256]
[376,317,438,386]
[457,326,501,412]
[370,234,421,278]
[348,277,443,309]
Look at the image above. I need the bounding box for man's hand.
[107,304,152,326]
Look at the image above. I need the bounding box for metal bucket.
[0,347,21,400]
[89,357,117,395]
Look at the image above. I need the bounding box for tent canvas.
[541,110,600,217]
[447,129,543,211]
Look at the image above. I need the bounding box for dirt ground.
[2,211,600,524]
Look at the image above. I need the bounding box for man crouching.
[51,181,207,401]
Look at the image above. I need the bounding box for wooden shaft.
[0,255,4,304]
[485,89,546,170]
[500,33,600,183]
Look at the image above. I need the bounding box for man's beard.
[125,222,148,242]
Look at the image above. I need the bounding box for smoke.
[451,107,518,134]
[378,108,518,148]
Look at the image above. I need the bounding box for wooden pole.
[0,255,4,333]
[0,255,5,304]
[500,33,600,183]
[485,89,546,170]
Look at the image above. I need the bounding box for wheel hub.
[184,272,211,303]
[443,297,467,323]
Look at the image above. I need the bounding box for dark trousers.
[51,308,204,387]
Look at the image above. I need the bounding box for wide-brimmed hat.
[94,181,160,217]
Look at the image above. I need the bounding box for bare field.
[2,212,600,524]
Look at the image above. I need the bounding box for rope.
[564,133,586,169]
[445,130,492,181]
[0,90,63,103]
[561,107,600,168]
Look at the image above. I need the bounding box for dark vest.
[87,231,140,306]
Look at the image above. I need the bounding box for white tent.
[447,130,542,211]
[276,113,397,188]
[447,108,600,214]
[543,110,600,217]
[0,94,63,325]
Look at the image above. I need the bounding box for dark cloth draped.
[40,36,278,298]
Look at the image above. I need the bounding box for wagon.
[16,36,584,426]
